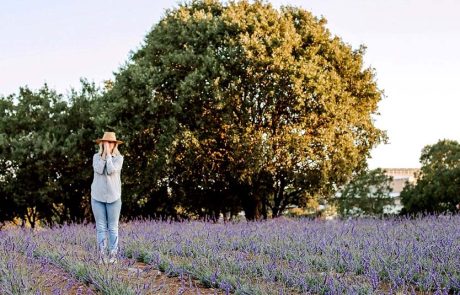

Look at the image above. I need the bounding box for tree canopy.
[400,139,460,214]
[0,82,100,227]
[102,0,385,220]
[0,0,385,225]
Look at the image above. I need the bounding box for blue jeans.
[91,198,121,255]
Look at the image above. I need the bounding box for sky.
[1,0,459,169]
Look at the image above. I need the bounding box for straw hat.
[95,131,123,144]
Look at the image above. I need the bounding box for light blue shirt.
[91,153,124,203]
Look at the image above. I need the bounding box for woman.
[91,131,124,264]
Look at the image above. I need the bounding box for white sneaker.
[109,251,118,264]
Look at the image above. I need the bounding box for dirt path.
[30,241,226,294]
[121,260,226,295]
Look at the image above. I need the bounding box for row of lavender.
[1,215,460,294]
[0,226,199,294]
[120,215,460,294]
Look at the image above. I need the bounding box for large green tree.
[0,82,100,227]
[400,139,460,214]
[335,168,394,217]
[0,86,68,227]
[0,94,17,226]
[102,0,385,220]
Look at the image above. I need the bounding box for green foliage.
[0,0,385,223]
[400,139,460,214]
[0,81,101,226]
[102,0,385,220]
[335,168,394,217]
[0,86,66,227]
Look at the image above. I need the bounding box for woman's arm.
[93,153,106,175]
[106,155,124,175]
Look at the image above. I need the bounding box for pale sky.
[1,0,459,169]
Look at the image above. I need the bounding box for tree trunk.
[243,195,263,221]
[262,196,268,219]
[271,177,286,218]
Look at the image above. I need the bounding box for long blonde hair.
[98,142,121,156]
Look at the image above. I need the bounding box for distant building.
[382,168,420,213]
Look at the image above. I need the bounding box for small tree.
[335,168,394,217]
[400,139,460,214]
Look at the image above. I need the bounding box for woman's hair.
[98,142,121,156]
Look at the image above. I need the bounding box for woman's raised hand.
[103,141,113,157]
[102,142,109,157]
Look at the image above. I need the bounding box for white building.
[382,168,420,214]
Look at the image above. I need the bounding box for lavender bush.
[1,214,460,294]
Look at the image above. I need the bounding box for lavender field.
[1,215,460,295]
